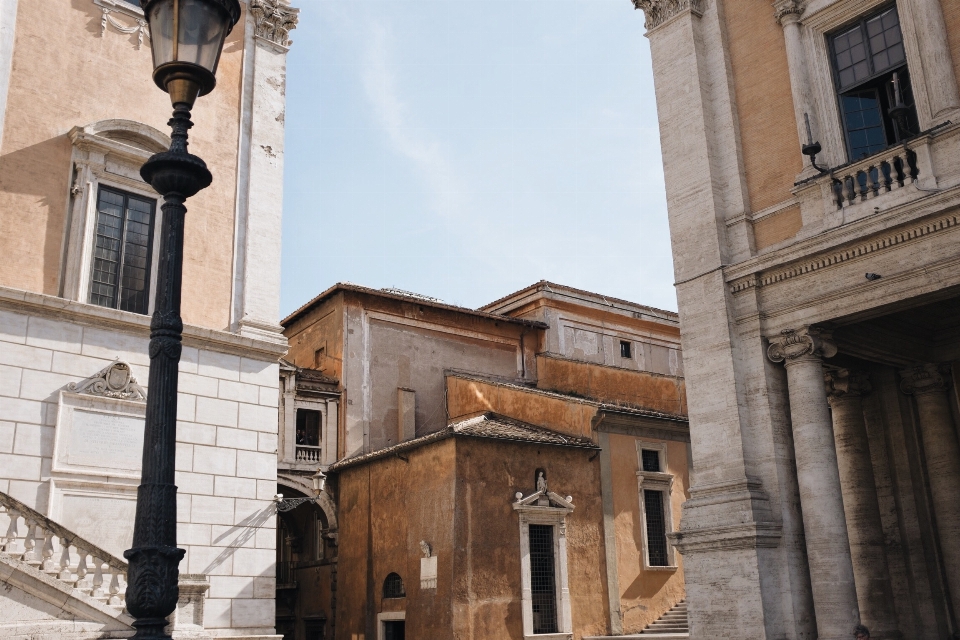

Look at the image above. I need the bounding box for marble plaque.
[67,409,144,473]
[60,493,136,558]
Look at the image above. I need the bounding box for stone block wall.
[0,288,284,636]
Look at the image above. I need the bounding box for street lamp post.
[125,1,240,638]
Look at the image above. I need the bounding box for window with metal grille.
[830,5,918,160]
[89,186,155,315]
[620,340,632,359]
[383,621,405,640]
[641,449,661,473]
[296,409,321,447]
[383,573,405,599]
[529,524,558,633]
[644,490,669,566]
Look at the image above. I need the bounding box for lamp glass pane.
[148,0,175,68]
[177,0,229,73]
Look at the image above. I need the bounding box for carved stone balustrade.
[0,490,127,611]
[829,143,919,209]
[295,444,322,463]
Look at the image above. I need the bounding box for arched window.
[383,572,405,599]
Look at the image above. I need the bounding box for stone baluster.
[899,363,960,619]
[58,539,73,582]
[768,327,860,640]
[2,509,19,553]
[75,550,90,591]
[41,530,55,572]
[91,558,106,599]
[825,369,900,639]
[109,568,123,606]
[22,519,38,564]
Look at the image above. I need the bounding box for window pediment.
[70,120,170,159]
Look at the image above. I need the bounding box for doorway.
[383,620,405,640]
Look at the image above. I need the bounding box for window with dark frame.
[641,449,662,473]
[529,524,559,633]
[620,340,632,359]
[296,409,321,447]
[383,573,405,599]
[830,5,918,160]
[90,186,156,315]
[644,489,670,566]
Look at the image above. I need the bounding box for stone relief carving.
[824,368,871,398]
[419,540,432,558]
[767,326,837,364]
[68,360,147,401]
[94,0,150,50]
[250,0,300,48]
[899,363,951,395]
[631,0,704,31]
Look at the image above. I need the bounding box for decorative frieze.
[68,360,146,402]
[767,326,837,364]
[250,0,299,48]
[631,0,704,31]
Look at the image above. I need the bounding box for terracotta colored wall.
[720,0,802,213]
[334,439,457,640]
[454,438,610,639]
[609,434,689,633]
[942,0,960,87]
[286,294,346,381]
[0,0,242,329]
[446,375,599,441]
[537,356,686,416]
[752,205,803,250]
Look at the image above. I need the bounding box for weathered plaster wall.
[609,434,688,633]
[0,0,243,330]
[537,356,686,416]
[447,375,598,440]
[720,0,801,213]
[941,0,960,91]
[453,437,609,639]
[334,438,457,640]
[285,294,345,381]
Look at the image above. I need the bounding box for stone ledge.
[669,521,783,553]
[0,286,287,360]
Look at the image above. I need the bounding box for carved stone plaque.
[68,409,144,472]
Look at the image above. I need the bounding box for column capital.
[250,0,299,49]
[632,0,704,31]
[824,368,871,400]
[899,363,951,396]
[767,326,837,365]
[773,0,805,25]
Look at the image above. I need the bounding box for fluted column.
[825,369,900,639]
[899,364,960,619]
[768,328,860,640]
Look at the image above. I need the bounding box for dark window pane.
[841,89,886,158]
[641,449,661,473]
[529,524,558,634]
[867,7,905,73]
[383,621,405,640]
[383,573,405,599]
[296,409,322,446]
[645,490,669,566]
[90,188,155,315]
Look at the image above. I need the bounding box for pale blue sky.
[280,0,675,317]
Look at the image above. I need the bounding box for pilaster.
[231,0,299,342]
[0,0,18,154]
[899,363,960,621]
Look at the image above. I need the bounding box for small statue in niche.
[536,469,547,494]
[419,540,432,558]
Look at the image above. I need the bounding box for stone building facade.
[279,282,691,640]
[0,0,298,637]
[633,0,960,638]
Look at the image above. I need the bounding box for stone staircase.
[638,599,688,638]
[0,490,135,638]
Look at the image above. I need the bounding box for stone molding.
[899,363,951,395]
[767,327,837,364]
[773,0,804,24]
[729,209,960,294]
[669,521,783,553]
[68,360,147,401]
[824,368,871,399]
[631,0,704,31]
[250,0,299,49]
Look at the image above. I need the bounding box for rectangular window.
[644,490,669,567]
[529,524,558,633]
[89,186,156,315]
[383,621,405,640]
[620,340,632,359]
[296,409,321,447]
[641,449,662,473]
[830,5,918,160]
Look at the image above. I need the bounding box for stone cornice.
[668,522,783,553]
[899,363,951,396]
[767,326,837,364]
[824,368,871,399]
[0,286,288,359]
[632,0,704,31]
[250,0,299,49]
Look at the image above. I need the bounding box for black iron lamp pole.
[125,1,240,638]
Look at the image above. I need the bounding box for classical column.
[768,328,860,640]
[899,364,960,619]
[898,0,960,124]
[824,369,900,639]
